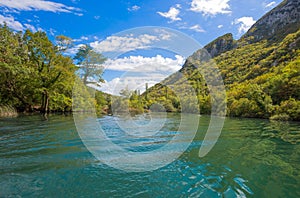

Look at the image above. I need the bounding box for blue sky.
[0,0,279,94]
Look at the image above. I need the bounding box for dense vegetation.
[0,24,108,116]
[0,0,299,121]
[119,0,300,121]
[141,29,300,121]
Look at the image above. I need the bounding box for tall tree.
[0,24,34,111]
[23,30,75,113]
[74,44,106,85]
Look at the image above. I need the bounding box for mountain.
[242,0,300,43]
[204,33,236,58]
[203,0,300,57]
[141,0,300,121]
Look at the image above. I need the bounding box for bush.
[270,113,290,121]
[275,98,300,121]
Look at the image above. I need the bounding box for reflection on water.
[0,114,299,197]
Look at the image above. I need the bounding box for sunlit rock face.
[242,0,300,43]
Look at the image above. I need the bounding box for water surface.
[0,114,299,197]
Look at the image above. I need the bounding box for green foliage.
[275,98,300,121]
[0,25,110,115]
[0,24,34,110]
[270,114,290,121]
[74,44,106,85]
[109,88,144,115]
[0,25,77,113]
[143,28,300,121]
[0,105,17,117]
[95,90,110,115]
[129,90,144,114]
[23,30,77,112]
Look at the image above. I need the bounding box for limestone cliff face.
[242,0,300,43]
[191,0,300,59]
[181,0,300,69]
[203,33,236,58]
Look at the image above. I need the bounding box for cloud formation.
[189,24,205,32]
[234,16,256,34]
[96,76,161,95]
[103,55,184,72]
[97,54,185,95]
[0,14,23,31]
[157,4,181,22]
[73,36,89,42]
[90,33,170,53]
[128,5,140,12]
[0,0,80,13]
[24,23,36,32]
[65,44,86,55]
[264,1,276,8]
[190,0,231,16]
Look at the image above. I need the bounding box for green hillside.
[141,0,300,121]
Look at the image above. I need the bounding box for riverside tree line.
[0,24,108,115]
[0,24,299,121]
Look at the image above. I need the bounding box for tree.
[23,30,76,113]
[0,25,79,114]
[0,24,34,111]
[74,44,106,85]
[55,35,73,52]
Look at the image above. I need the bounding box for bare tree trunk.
[41,90,49,113]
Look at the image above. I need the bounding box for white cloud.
[103,55,185,72]
[96,77,121,95]
[177,23,205,33]
[218,24,223,28]
[96,76,161,95]
[0,14,23,31]
[91,34,160,53]
[157,5,181,22]
[80,36,88,40]
[90,30,173,55]
[73,36,89,42]
[154,28,172,40]
[37,27,44,32]
[65,44,85,55]
[190,0,231,16]
[24,23,36,32]
[0,0,81,13]
[234,16,256,34]
[49,28,56,36]
[100,76,161,95]
[265,1,276,8]
[189,24,205,32]
[94,15,100,20]
[97,54,185,95]
[128,5,140,12]
[175,4,181,9]
[75,13,83,16]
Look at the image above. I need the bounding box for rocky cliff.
[204,33,236,58]
[242,0,300,43]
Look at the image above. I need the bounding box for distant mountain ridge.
[243,0,300,43]
[203,0,300,58]
[142,0,300,121]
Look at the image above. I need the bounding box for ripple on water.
[0,114,299,197]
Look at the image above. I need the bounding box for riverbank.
[0,105,18,118]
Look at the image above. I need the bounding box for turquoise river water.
[0,114,299,197]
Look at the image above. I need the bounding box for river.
[0,114,299,197]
